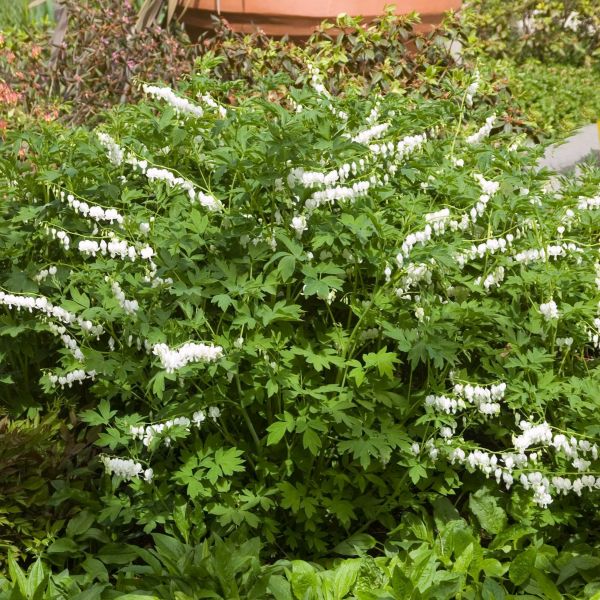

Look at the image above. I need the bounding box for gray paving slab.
[538,124,600,173]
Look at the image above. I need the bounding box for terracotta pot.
[179,0,461,38]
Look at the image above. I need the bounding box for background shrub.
[2,1,529,132]
[0,0,196,125]
[478,58,600,141]
[461,0,600,66]
[199,11,465,97]
[0,415,66,557]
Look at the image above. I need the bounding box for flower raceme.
[128,155,223,211]
[142,84,204,118]
[152,342,224,373]
[0,291,103,336]
[540,299,560,321]
[110,280,139,315]
[96,131,223,211]
[128,407,221,449]
[351,122,391,145]
[421,375,600,508]
[61,191,125,225]
[305,181,370,210]
[49,369,96,388]
[77,236,155,262]
[466,114,496,145]
[97,131,124,166]
[101,456,153,482]
[513,243,583,265]
[34,265,57,282]
[396,172,502,269]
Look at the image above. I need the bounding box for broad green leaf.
[71,585,110,600]
[290,561,319,600]
[25,558,46,598]
[480,558,506,578]
[333,533,376,557]
[268,574,293,600]
[66,511,95,538]
[97,543,138,565]
[266,421,288,445]
[482,578,506,600]
[302,428,322,455]
[151,534,187,564]
[557,555,600,585]
[452,542,474,574]
[469,490,507,535]
[531,569,562,600]
[81,557,109,583]
[432,496,462,528]
[489,525,535,551]
[438,519,474,562]
[509,547,536,586]
[279,255,296,282]
[115,595,160,600]
[332,560,361,599]
[8,551,27,595]
[390,565,414,597]
[47,537,82,555]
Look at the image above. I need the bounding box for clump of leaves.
[199,11,464,96]
[0,412,92,567]
[479,57,600,142]
[0,532,280,599]
[196,11,536,137]
[3,507,600,598]
[0,27,60,133]
[0,0,196,126]
[460,0,600,67]
[2,2,536,138]
[277,497,600,599]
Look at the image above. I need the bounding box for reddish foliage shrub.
[1,0,533,137]
[198,11,466,97]
[1,0,197,124]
